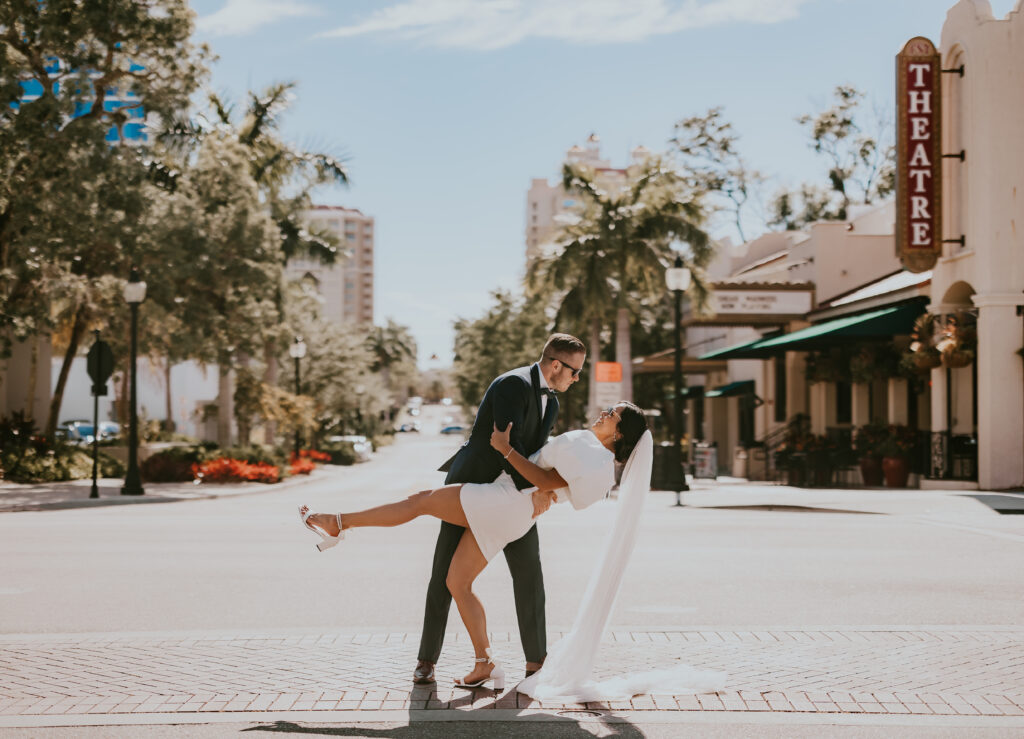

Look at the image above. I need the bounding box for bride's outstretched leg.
[304,485,469,537]
[447,531,502,687]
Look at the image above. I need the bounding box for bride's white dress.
[516,431,728,701]
[459,429,614,561]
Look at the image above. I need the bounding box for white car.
[327,435,373,462]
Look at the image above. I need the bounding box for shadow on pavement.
[963,493,1024,515]
[243,718,644,737]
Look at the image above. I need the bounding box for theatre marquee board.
[896,36,942,273]
[711,289,812,315]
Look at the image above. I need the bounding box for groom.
[414,333,587,684]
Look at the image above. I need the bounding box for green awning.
[699,335,779,360]
[751,301,924,353]
[704,380,755,398]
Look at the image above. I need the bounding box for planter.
[859,456,883,486]
[912,350,942,371]
[785,462,806,487]
[882,456,910,488]
[941,348,974,368]
[810,464,833,487]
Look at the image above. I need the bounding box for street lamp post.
[665,254,692,505]
[121,268,147,496]
[289,337,307,456]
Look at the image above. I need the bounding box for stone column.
[973,295,1024,489]
[851,383,871,427]
[888,378,909,425]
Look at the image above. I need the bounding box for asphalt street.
[1,404,1021,639]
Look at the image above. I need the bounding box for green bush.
[140,445,211,483]
[217,445,289,468]
[319,441,358,466]
[1,444,123,483]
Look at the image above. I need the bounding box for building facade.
[525,134,650,261]
[290,205,375,326]
[671,1,1024,489]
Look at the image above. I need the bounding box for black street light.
[289,336,307,455]
[121,268,146,496]
[665,254,692,505]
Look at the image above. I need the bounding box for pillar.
[973,296,1024,489]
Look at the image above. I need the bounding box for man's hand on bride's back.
[531,489,556,518]
[491,422,513,456]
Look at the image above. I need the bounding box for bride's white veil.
[517,430,726,701]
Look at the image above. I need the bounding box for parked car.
[57,420,95,444]
[98,421,121,440]
[440,425,467,435]
[396,422,421,433]
[441,397,453,406]
[327,435,373,462]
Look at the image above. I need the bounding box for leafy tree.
[452,290,549,415]
[366,319,419,406]
[145,132,282,445]
[540,156,713,402]
[771,85,895,229]
[0,0,207,435]
[670,106,765,243]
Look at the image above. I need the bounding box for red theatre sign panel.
[896,36,942,273]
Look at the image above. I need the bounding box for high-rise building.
[288,205,375,325]
[525,133,650,261]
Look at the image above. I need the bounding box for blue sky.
[187,0,1018,367]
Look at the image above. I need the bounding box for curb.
[0,466,333,513]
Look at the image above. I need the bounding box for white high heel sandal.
[299,505,344,552]
[454,647,505,691]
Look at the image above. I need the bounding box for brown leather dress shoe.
[413,660,436,684]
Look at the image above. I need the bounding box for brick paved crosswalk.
[1,627,1022,719]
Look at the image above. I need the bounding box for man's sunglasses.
[547,356,583,379]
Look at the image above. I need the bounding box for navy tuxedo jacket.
[439,364,558,490]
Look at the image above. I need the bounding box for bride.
[300,401,727,699]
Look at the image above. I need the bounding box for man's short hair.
[542,333,586,359]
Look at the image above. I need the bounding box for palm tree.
[171,83,351,444]
[530,156,713,403]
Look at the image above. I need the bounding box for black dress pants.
[416,520,546,664]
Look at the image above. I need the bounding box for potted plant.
[804,433,837,487]
[853,423,888,486]
[879,424,918,488]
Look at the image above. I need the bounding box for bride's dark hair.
[613,402,648,464]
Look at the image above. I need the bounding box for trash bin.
[732,448,748,478]
[693,443,717,479]
[746,445,767,480]
[651,442,687,491]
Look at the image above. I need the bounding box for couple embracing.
[300,333,725,700]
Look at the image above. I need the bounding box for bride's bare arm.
[490,422,568,493]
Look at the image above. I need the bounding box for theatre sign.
[896,36,942,273]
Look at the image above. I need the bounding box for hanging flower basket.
[941,348,975,368]
[912,348,942,370]
[936,312,977,369]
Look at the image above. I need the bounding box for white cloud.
[318,0,814,49]
[198,0,321,37]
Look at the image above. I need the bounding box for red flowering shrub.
[289,458,316,476]
[291,449,330,463]
[192,458,280,484]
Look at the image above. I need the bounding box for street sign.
[594,362,622,409]
[87,339,114,396]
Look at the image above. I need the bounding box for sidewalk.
[1,626,1022,729]
[0,467,331,513]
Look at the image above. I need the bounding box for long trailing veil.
[517,430,727,701]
